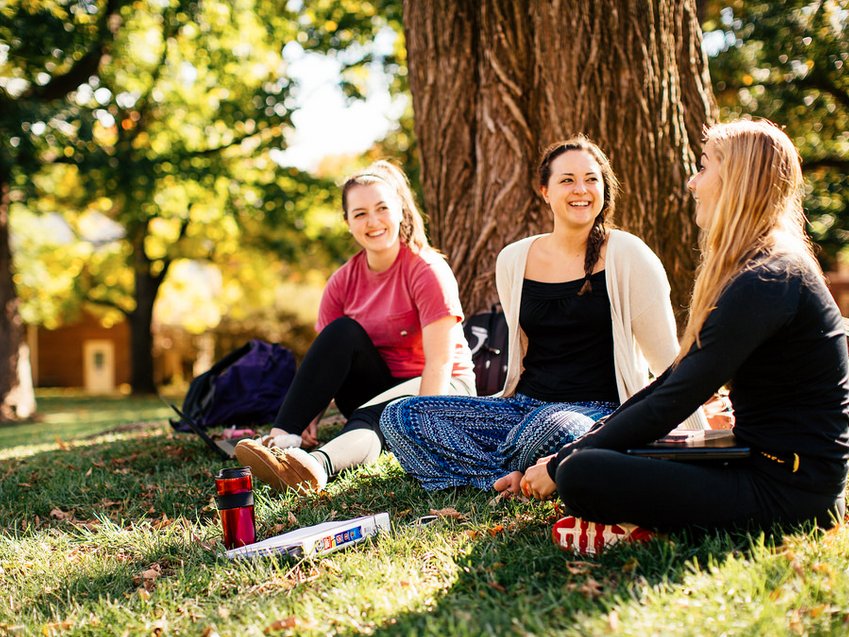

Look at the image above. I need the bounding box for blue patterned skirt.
[380,393,617,491]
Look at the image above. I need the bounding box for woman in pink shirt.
[235,161,475,493]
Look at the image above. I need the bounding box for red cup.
[215,467,256,549]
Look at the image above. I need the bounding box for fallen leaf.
[429,507,466,521]
[576,577,604,599]
[18,483,32,488]
[287,511,299,526]
[488,580,507,593]
[487,524,504,536]
[54,437,70,451]
[789,609,804,635]
[201,628,220,637]
[50,508,73,521]
[84,467,93,477]
[565,561,598,575]
[264,617,297,634]
[622,557,640,573]
[133,564,162,592]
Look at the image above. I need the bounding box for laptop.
[164,400,250,460]
[626,428,750,461]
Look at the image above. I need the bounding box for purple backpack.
[171,339,296,430]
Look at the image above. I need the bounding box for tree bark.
[404,0,716,319]
[0,166,36,420]
[128,229,164,395]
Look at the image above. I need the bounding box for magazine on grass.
[226,513,391,559]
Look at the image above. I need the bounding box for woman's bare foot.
[493,471,524,495]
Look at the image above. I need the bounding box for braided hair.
[538,136,620,295]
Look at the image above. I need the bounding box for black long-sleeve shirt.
[548,256,849,493]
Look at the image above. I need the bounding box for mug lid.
[217,466,252,480]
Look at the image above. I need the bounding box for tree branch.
[716,74,849,111]
[804,157,849,172]
[83,295,131,317]
[162,125,284,163]
[21,0,132,102]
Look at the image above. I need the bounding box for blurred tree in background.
[1,0,352,398]
[701,0,847,268]
[2,0,843,411]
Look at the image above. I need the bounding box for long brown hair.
[341,160,430,253]
[678,119,818,360]
[538,136,620,295]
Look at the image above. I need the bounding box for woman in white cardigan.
[380,136,705,492]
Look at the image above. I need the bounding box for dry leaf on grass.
[201,627,221,637]
[264,617,297,634]
[133,564,162,592]
[429,507,466,521]
[575,576,604,599]
[287,511,299,526]
[50,508,73,521]
[565,561,598,575]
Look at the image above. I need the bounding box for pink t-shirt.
[317,244,474,381]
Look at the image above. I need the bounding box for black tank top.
[515,271,619,403]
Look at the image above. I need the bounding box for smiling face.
[688,139,722,230]
[540,150,605,232]
[344,181,403,257]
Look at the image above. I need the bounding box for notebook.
[626,428,750,461]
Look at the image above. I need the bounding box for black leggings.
[273,317,408,441]
[555,449,846,532]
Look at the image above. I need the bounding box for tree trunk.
[128,233,161,395]
[404,0,717,319]
[0,166,36,420]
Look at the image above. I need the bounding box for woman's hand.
[521,463,557,500]
[301,420,319,448]
[493,471,523,495]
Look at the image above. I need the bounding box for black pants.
[555,449,846,532]
[273,317,408,444]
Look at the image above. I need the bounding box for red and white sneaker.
[552,516,654,555]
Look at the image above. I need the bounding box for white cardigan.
[495,229,706,430]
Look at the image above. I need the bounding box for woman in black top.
[522,119,849,551]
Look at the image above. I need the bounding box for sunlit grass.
[1,392,848,635]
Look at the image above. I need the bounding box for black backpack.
[463,304,509,396]
[171,339,296,430]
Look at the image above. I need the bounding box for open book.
[226,513,391,559]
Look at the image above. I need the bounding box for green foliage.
[2,0,359,360]
[704,0,849,269]
[1,393,849,635]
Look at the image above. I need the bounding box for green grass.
[1,392,848,636]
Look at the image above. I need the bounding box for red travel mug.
[215,467,256,549]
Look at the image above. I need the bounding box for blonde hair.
[678,119,819,361]
[340,160,430,253]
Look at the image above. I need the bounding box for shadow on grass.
[0,426,230,531]
[0,425,779,635]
